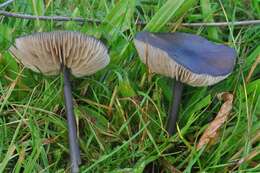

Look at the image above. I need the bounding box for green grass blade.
[144,0,197,31]
[200,0,219,40]
[82,122,149,172]
[101,0,135,39]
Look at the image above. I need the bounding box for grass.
[0,0,260,172]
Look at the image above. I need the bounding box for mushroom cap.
[9,31,109,77]
[134,32,237,87]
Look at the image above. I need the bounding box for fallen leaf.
[197,92,233,150]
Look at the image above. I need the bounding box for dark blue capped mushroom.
[134,31,237,135]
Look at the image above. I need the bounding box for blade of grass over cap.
[101,0,135,38]
[144,0,197,31]
[200,0,219,40]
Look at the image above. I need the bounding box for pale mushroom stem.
[166,80,184,136]
[63,66,81,173]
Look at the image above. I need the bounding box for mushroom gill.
[9,31,109,77]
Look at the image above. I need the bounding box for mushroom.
[134,31,236,136]
[9,31,109,173]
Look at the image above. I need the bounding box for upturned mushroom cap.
[134,32,237,87]
[9,31,109,77]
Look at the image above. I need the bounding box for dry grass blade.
[0,144,16,172]
[237,146,260,165]
[246,54,260,83]
[197,92,234,150]
[79,98,111,110]
[42,137,58,145]
[0,68,24,113]
[161,159,182,173]
[230,131,260,161]
[230,146,260,171]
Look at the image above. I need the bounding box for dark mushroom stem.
[63,66,81,173]
[166,80,184,136]
[145,81,184,173]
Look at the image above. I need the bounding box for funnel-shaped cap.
[10,31,109,77]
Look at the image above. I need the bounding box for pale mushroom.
[9,31,110,173]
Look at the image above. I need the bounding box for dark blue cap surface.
[135,32,237,76]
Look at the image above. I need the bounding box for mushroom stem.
[63,66,81,173]
[166,80,184,136]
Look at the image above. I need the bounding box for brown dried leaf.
[197,92,233,150]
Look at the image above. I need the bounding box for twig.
[0,10,100,24]
[0,0,14,8]
[182,20,260,27]
[1,10,260,27]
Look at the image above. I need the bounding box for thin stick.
[63,66,81,173]
[1,10,260,27]
[0,10,99,23]
[181,20,260,27]
[166,80,184,136]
